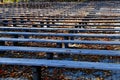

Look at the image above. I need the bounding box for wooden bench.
[0,1,120,80]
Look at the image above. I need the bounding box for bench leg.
[13,35,19,46]
[32,67,42,80]
[64,37,69,48]
[2,20,8,26]
[12,18,17,27]
[0,41,5,56]
[47,52,54,59]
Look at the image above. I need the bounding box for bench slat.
[0,46,119,56]
[6,15,120,17]
[4,17,120,20]
[0,37,120,45]
[1,23,120,26]
[0,27,120,31]
[0,32,119,38]
[1,19,120,23]
[0,58,120,70]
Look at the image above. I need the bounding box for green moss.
[3,0,19,3]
